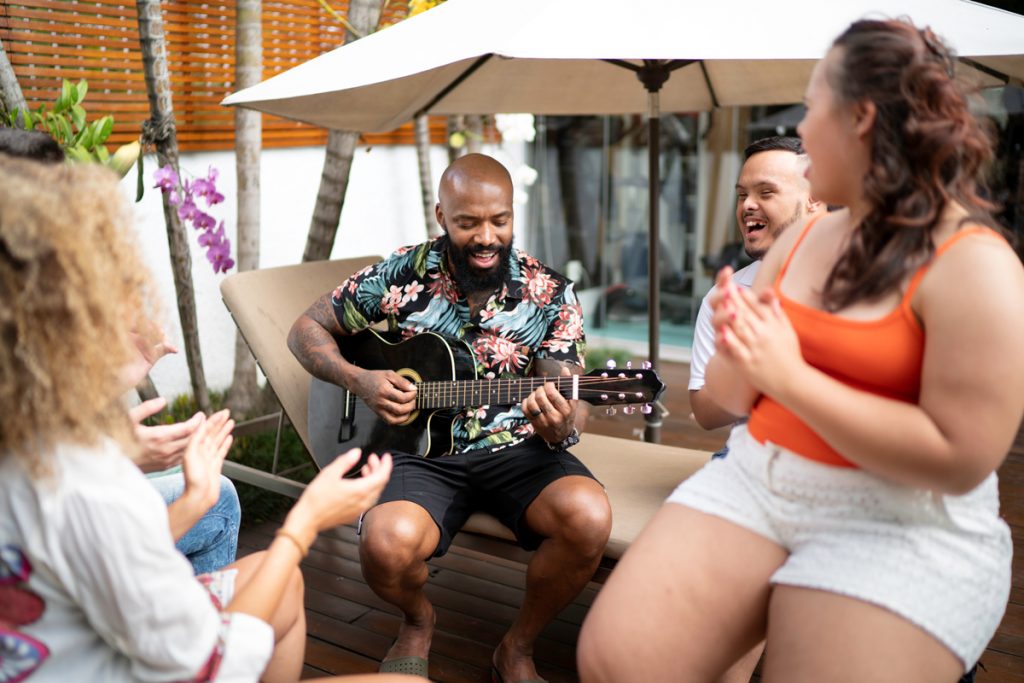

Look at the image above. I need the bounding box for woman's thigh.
[763,586,963,683]
[225,552,303,640]
[578,503,787,683]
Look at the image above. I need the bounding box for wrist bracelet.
[275,528,309,559]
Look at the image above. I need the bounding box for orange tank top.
[747,216,1004,467]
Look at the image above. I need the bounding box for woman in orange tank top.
[579,18,1024,683]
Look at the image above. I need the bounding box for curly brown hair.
[821,18,1001,311]
[0,154,156,476]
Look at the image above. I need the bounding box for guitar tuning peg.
[635,373,643,379]
[641,403,653,414]
[618,393,626,400]
[623,405,636,415]
[618,372,626,378]
[635,392,643,399]
[600,394,609,401]
[606,359,617,369]
[600,372,608,378]
[641,361,652,370]
[626,361,632,369]
[605,406,617,416]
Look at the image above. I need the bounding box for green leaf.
[70,105,86,132]
[64,146,92,162]
[135,151,145,202]
[95,145,110,162]
[96,116,113,144]
[75,79,88,103]
[78,124,94,150]
[56,79,73,113]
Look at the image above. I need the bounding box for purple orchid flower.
[152,164,178,191]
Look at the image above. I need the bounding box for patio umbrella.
[224,0,1024,441]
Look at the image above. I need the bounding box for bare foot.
[383,600,435,662]
[493,637,544,683]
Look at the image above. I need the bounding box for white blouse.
[0,439,273,682]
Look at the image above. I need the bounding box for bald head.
[435,154,515,295]
[438,153,513,208]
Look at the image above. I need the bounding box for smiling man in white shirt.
[689,136,825,433]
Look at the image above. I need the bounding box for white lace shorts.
[666,425,1012,668]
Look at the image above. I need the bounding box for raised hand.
[180,409,234,511]
[522,366,578,444]
[351,368,417,425]
[714,285,804,396]
[128,397,205,473]
[283,449,393,548]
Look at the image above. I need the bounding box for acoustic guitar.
[307,328,665,469]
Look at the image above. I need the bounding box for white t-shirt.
[688,260,762,391]
[0,439,273,682]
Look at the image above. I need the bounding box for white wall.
[122,141,529,398]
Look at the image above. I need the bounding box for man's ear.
[852,99,876,140]
[434,202,446,232]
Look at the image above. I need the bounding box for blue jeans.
[149,473,240,575]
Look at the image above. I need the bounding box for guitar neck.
[416,376,578,411]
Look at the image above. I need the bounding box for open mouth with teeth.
[744,218,767,237]
[469,248,499,270]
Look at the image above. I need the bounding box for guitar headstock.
[579,360,665,414]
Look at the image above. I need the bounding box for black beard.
[444,234,513,295]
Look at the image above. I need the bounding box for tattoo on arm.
[287,294,353,387]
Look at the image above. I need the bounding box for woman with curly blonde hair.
[0,156,414,683]
[580,18,1024,683]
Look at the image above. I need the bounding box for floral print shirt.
[331,236,586,453]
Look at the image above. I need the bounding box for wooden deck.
[239,360,1024,682]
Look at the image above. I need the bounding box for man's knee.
[360,504,438,572]
[542,483,612,555]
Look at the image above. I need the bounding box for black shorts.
[363,437,599,557]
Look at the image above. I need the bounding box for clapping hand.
[128,397,204,473]
[710,267,804,396]
[282,449,393,548]
[180,409,234,511]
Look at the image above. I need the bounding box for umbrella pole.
[645,90,663,443]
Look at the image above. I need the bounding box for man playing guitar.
[288,153,612,683]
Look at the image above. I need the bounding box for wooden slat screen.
[0,0,452,150]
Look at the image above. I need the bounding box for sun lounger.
[220,257,711,569]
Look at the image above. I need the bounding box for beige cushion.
[462,432,710,559]
[220,256,380,451]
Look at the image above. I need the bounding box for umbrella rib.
[958,57,1013,85]
[414,54,494,117]
[698,61,720,109]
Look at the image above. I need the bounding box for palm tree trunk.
[414,113,436,237]
[0,38,27,125]
[302,0,382,262]
[136,0,211,414]
[226,0,262,416]
[465,114,484,154]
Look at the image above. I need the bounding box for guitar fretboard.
[415,374,648,410]
[417,376,574,410]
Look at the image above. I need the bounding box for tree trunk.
[136,0,211,414]
[414,113,436,237]
[447,115,463,163]
[226,0,262,416]
[302,0,382,262]
[0,38,27,125]
[465,114,484,154]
